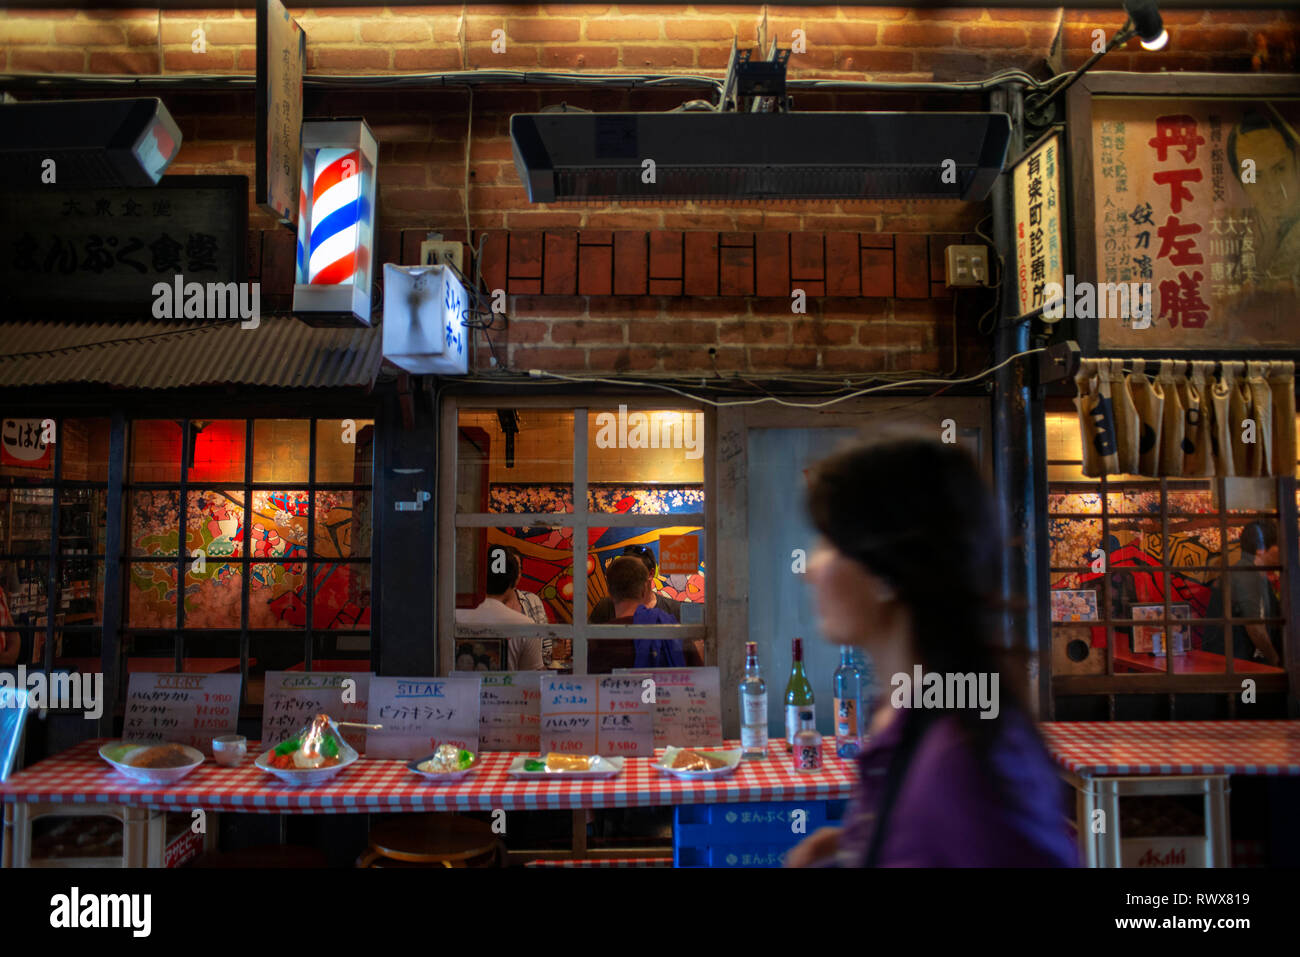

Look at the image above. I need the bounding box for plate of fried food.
[99,741,206,785]
[651,746,743,781]
[408,744,479,783]
[506,752,623,779]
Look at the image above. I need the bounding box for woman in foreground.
[786,438,1078,868]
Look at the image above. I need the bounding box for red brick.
[823,348,889,373]
[506,319,550,344]
[586,18,661,41]
[750,346,819,371]
[894,235,930,298]
[913,50,990,78]
[578,243,613,296]
[508,278,542,295]
[790,232,824,280]
[755,232,791,298]
[664,19,741,41]
[506,18,581,42]
[792,282,825,299]
[792,320,855,347]
[629,320,716,344]
[511,296,586,318]
[679,346,746,372]
[881,23,956,47]
[551,320,625,346]
[465,43,540,68]
[587,347,662,373]
[719,245,754,297]
[479,231,508,294]
[682,233,719,297]
[858,324,929,349]
[542,46,621,70]
[648,279,682,296]
[613,231,648,296]
[360,20,433,43]
[89,51,159,73]
[825,232,860,297]
[849,50,914,74]
[53,23,125,45]
[394,48,463,70]
[310,47,390,71]
[504,210,584,230]
[1171,27,1252,52]
[581,230,613,245]
[648,231,683,279]
[511,346,586,371]
[719,319,789,346]
[623,44,695,68]
[246,230,264,281]
[543,231,578,295]
[507,230,543,279]
[958,25,1029,49]
[12,49,87,72]
[1,19,54,43]
[261,230,296,296]
[585,297,663,319]
[583,210,664,231]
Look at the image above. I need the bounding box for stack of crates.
[673,800,848,867]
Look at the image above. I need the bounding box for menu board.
[123,673,242,755]
[615,667,723,747]
[260,672,372,752]
[540,675,654,758]
[365,676,480,760]
[452,671,542,752]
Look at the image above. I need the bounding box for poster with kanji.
[1092,98,1300,349]
[1013,129,1066,319]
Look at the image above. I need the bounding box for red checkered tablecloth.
[0,740,857,814]
[1040,721,1300,777]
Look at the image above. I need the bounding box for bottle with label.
[793,711,823,772]
[784,637,814,747]
[738,641,768,759]
[832,645,864,758]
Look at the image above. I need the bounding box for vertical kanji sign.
[1013,129,1066,319]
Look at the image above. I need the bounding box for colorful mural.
[489,483,705,516]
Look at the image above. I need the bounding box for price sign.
[123,673,242,755]
[453,671,542,752]
[614,667,723,747]
[260,672,371,752]
[540,675,654,757]
[365,677,480,760]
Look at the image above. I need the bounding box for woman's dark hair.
[485,545,521,595]
[806,437,1007,693]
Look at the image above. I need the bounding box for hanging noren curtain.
[1073,358,1296,478]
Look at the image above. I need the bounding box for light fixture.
[293,119,379,327]
[1124,0,1169,50]
[1027,1,1167,123]
[380,264,470,376]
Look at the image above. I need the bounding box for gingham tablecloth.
[0,740,857,814]
[1040,721,1300,777]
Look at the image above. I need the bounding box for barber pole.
[293,120,379,326]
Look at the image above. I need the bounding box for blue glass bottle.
[832,646,865,758]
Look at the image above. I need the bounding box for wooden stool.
[357,815,504,868]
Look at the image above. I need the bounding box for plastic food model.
[269,713,345,770]
[669,749,726,771]
[418,744,475,773]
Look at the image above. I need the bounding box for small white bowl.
[212,735,247,767]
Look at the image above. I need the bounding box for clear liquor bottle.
[738,641,768,759]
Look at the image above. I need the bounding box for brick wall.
[2,5,1297,379]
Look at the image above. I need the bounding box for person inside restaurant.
[1203,522,1283,667]
[586,556,703,673]
[590,544,682,623]
[454,547,545,670]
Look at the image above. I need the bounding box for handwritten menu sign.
[260,672,372,752]
[452,671,542,752]
[541,676,654,758]
[365,677,480,760]
[123,673,242,755]
[615,667,723,747]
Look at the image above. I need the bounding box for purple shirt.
[821,708,1079,867]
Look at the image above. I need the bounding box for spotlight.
[1123,0,1167,51]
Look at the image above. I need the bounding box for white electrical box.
[381,264,470,375]
[945,244,991,287]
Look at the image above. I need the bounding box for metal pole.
[989,84,1050,715]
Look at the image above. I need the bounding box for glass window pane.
[2,487,52,554]
[588,408,704,511]
[459,410,574,513]
[315,418,375,484]
[53,628,101,673]
[186,491,245,559]
[1045,412,1083,462]
[247,490,309,559]
[249,634,309,696]
[61,418,111,482]
[57,558,103,626]
[252,419,310,483]
[130,420,182,483]
[127,561,177,628]
[589,527,705,619]
[180,633,242,675]
[59,488,107,556]
[0,417,55,479]
[1107,519,1163,566]
[249,562,307,629]
[313,562,370,630]
[2,557,48,625]
[312,632,370,671]
[313,490,370,558]
[1106,486,1161,514]
[187,419,246,484]
[184,565,242,629]
[130,490,179,557]
[1049,517,1102,568]
[1167,481,1213,514]
[123,633,177,675]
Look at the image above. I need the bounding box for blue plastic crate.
[673,800,848,868]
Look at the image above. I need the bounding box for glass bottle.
[739,641,768,758]
[784,637,814,747]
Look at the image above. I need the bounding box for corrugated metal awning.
[0,318,384,390]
